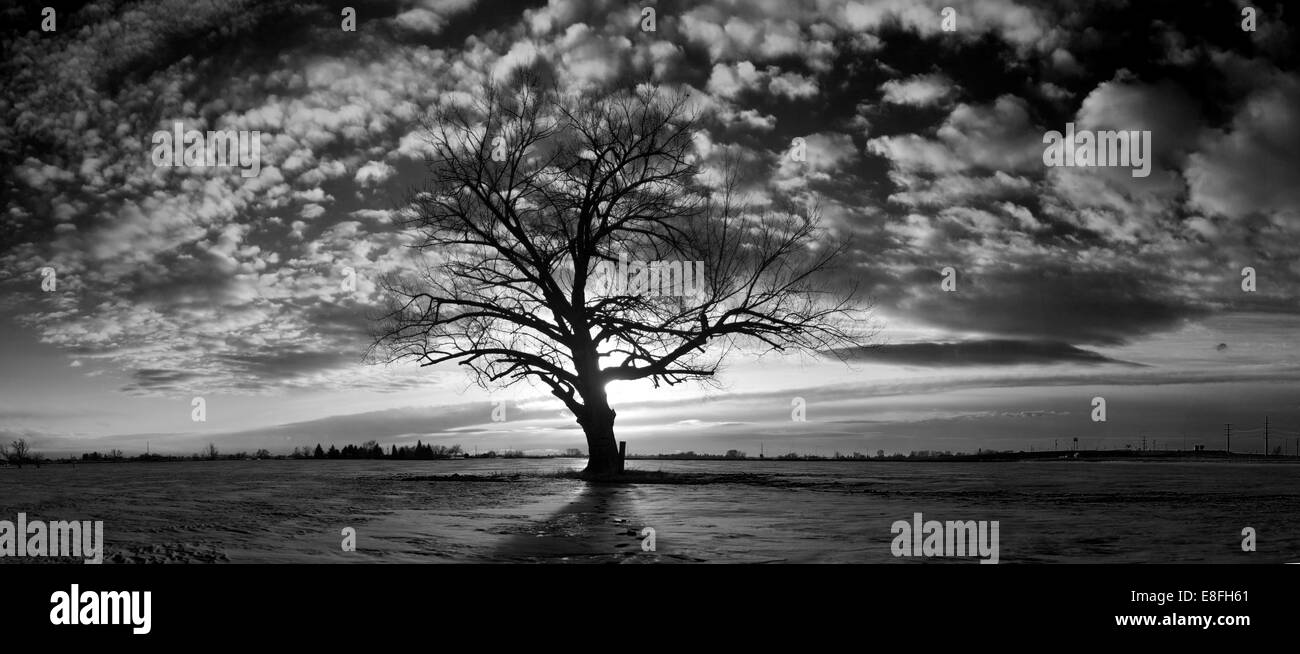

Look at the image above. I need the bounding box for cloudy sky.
[2,0,1299,457]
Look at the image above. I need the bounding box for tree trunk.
[579,400,620,477]
[571,341,621,477]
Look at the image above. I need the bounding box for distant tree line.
[75,444,274,462]
[286,440,466,460]
[43,443,575,463]
[79,449,124,461]
[283,441,573,460]
[630,449,972,461]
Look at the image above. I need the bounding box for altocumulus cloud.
[0,0,1297,407]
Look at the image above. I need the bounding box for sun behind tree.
[370,77,871,478]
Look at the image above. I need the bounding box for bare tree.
[7,438,33,468]
[370,79,870,477]
[204,442,219,461]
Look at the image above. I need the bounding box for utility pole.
[1225,423,1231,455]
[1264,416,1269,456]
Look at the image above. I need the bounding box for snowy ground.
[2,459,1297,563]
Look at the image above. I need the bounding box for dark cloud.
[121,368,205,394]
[898,265,1207,345]
[832,339,1144,367]
[216,349,359,379]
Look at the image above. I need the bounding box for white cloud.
[355,160,396,187]
[707,62,818,101]
[1185,73,1300,221]
[775,131,859,189]
[841,0,1059,52]
[706,61,764,99]
[869,95,1042,174]
[768,71,819,99]
[879,73,956,107]
[393,0,478,34]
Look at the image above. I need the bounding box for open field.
[4,459,1299,563]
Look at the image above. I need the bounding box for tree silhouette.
[371,79,869,477]
[5,438,35,468]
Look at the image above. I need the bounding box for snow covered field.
[2,459,1297,563]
